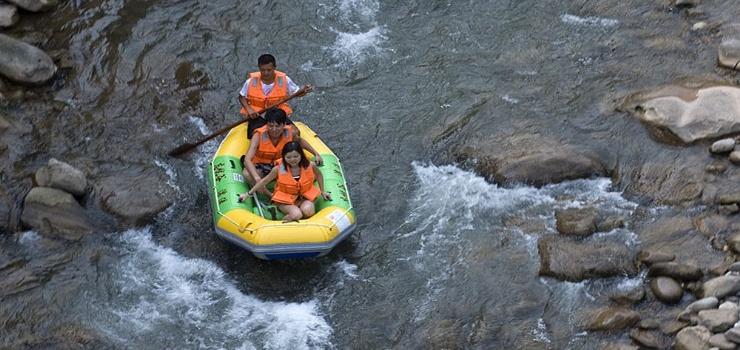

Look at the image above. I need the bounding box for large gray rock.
[35,158,88,196]
[619,83,740,144]
[5,0,56,12]
[538,235,637,282]
[0,33,56,84]
[20,187,94,240]
[93,167,175,226]
[457,133,609,187]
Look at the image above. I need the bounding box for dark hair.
[264,108,287,125]
[282,141,310,168]
[258,54,276,67]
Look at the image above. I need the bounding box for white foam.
[187,115,219,180]
[329,26,388,63]
[95,228,333,350]
[561,14,619,27]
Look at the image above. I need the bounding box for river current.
[4,0,740,349]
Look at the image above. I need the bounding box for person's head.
[257,54,277,81]
[282,141,310,168]
[264,108,288,137]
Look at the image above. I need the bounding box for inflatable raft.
[207,122,356,260]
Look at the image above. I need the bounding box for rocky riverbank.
[2,0,740,349]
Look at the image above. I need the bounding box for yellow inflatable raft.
[207,122,356,259]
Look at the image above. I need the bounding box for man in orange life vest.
[238,54,313,137]
[241,109,322,197]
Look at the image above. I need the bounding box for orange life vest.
[250,125,293,165]
[240,71,293,116]
[271,160,321,205]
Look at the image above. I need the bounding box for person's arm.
[247,167,278,196]
[238,95,258,119]
[243,134,262,181]
[312,163,331,201]
[295,135,323,166]
[285,76,313,97]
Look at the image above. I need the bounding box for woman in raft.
[240,141,331,222]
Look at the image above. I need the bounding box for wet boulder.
[93,166,175,226]
[619,82,740,144]
[457,133,610,187]
[647,261,703,282]
[650,276,684,304]
[5,0,56,12]
[20,187,94,240]
[0,33,56,84]
[537,235,637,282]
[555,208,597,237]
[583,306,640,332]
[35,158,88,197]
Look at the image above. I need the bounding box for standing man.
[238,54,313,137]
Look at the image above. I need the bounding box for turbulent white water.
[89,229,334,350]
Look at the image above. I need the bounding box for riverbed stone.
[719,194,740,205]
[675,325,711,350]
[648,261,703,282]
[651,276,684,304]
[93,166,175,226]
[619,83,740,144]
[711,138,737,154]
[638,248,675,265]
[0,4,18,27]
[628,329,668,349]
[35,158,87,197]
[538,235,637,282]
[20,187,94,240]
[719,23,740,71]
[700,274,740,299]
[708,333,735,350]
[555,208,597,236]
[0,33,56,84]
[609,285,646,305]
[698,308,739,333]
[584,306,640,332]
[5,0,56,12]
[729,150,740,165]
[725,326,740,343]
[680,297,720,321]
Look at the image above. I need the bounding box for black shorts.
[254,163,273,178]
[247,117,294,137]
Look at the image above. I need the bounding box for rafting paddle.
[168,86,311,157]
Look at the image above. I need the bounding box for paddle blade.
[168,142,197,157]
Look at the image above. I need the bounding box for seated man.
[241,109,322,196]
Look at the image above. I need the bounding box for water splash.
[92,228,334,350]
[561,14,619,27]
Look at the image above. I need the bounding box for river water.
[3,0,740,349]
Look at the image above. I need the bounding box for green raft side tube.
[208,154,252,223]
[208,152,354,223]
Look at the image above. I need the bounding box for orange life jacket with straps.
[271,160,320,205]
[240,71,293,116]
[250,125,293,165]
